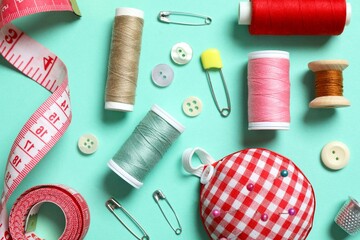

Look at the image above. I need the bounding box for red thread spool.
[238,0,351,35]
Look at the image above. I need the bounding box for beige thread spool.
[308,60,350,108]
[105,8,144,112]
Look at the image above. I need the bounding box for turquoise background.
[0,0,359,239]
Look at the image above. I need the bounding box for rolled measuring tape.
[9,185,90,240]
[0,0,81,238]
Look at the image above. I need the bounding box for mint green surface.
[0,0,359,239]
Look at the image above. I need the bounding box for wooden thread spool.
[308,60,350,108]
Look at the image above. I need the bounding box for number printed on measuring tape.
[0,0,80,238]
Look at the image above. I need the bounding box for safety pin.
[201,48,231,117]
[106,198,150,240]
[153,190,182,235]
[158,11,212,26]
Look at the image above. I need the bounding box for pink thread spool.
[248,50,290,130]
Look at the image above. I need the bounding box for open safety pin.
[158,11,212,26]
[106,198,150,240]
[153,190,182,235]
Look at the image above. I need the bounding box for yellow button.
[201,48,223,70]
[321,141,350,170]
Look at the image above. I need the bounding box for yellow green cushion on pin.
[201,48,223,70]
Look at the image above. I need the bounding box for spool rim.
[105,101,134,112]
[115,7,144,18]
[238,2,252,25]
[248,50,289,60]
[309,96,350,108]
[346,3,352,26]
[107,159,143,189]
[248,122,290,130]
[151,104,185,133]
[308,60,349,72]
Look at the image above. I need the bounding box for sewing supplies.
[105,7,144,112]
[238,0,352,35]
[9,185,90,239]
[151,64,174,87]
[106,198,149,240]
[308,60,350,108]
[153,190,182,235]
[78,134,99,155]
[182,148,315,239]
[108,105,185,188]
[0,0,80,238]
[321,141,350,170]
[248,50,290,130]
[171,42,193,65]
[200,48,231,117]
[158,11,212,26]
[182,96,203,117]
[335,197,360,235]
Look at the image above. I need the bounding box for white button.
[182,96,203,117]
[200,165,215,184]
[321,141,350,170]
[78,134,98,155]
[171,42,193,65]
[151,64,174,87]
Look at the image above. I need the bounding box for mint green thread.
[112,110,181,183]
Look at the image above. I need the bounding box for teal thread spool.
[108,105,185,188]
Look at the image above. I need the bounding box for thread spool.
[238,0,351,35]
[105,8,144,112]
[107,105,185,188]
[308,60,350,108]
[248,50,290,130]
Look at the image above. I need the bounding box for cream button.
[78,134,98,155]
[182,96,202,117]
[321,141,350,170]
[151,64,174,87]
[171,42,193,65]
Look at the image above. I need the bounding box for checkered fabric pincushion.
[200,148,315,240]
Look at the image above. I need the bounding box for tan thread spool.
[105,8,144,112]
[308,60,350,108]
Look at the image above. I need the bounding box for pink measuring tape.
[0,0,86,239]
[9,185,90,239]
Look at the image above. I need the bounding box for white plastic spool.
[248,50,290,130]
[108,105,184,188]
[105,7,144,112]
[238,2,352,26]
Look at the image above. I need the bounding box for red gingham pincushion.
[183,148,315,240]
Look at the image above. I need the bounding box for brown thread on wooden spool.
[308,60,350,108]
[105,8,144,112]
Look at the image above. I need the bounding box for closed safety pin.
[201,48,231,117]
[153,190,182,235]
[158,11,212,26]
[106,198,150,240]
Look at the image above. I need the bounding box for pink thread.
[248,55,290,130]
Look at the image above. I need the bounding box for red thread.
[250,0,347,35]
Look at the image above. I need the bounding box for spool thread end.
[108,159,143,189]
[105,101,134,112]
[309,96,350,108]
[151,105,185,133]
[249,122,290,130]
[238,2,252,25]
[115,7,144,18]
